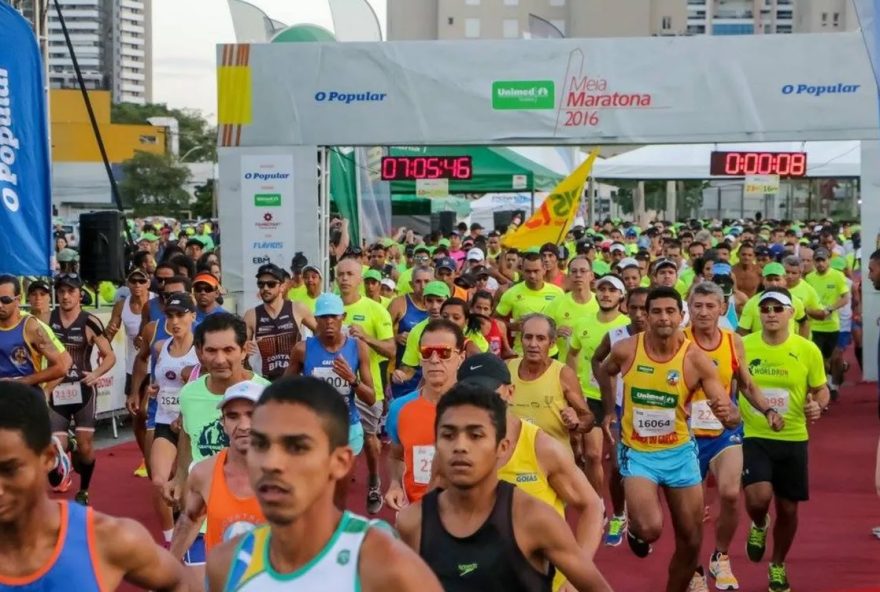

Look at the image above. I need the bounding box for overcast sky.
[152,0,387,120]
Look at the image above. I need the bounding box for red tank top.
[486,319,504,356]
[205,449,265,552]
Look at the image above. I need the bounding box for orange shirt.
[386,391,437,503]
[205,449,265,552]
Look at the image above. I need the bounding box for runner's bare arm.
[19,317,71,386]
[359,526,443,592]
[353,339,377,406]
[597,339,633,440]
[516,491,612,592]
[205,535,239,592]
[95,513,196,591]
[537,430,603,558]
[565,342,581,375]
[394,500,424,552]
[168,457,211,560]
[349,323,395,359]
[84,329,116,387]
[384,443,407,511]
[284,341,306,377]
[106,299,124,340]
[293,302,317,332]
[690,349,741,429]
[731,334,783,430]
[494,319,518,359]
[166,416,193,507]
[560,365,594,431]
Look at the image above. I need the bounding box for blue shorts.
[695,426,743,480]
[349,422,364,456]
[837,331,852,349]
[617,439,702,488]
[146,397,158,430]
[184,533,205,566]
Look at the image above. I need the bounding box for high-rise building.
[387,0,856,40]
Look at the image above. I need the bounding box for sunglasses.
[128,278,149,285]
[0,296,16,305]
[193,284,215,293]
[155,276,172,284]
[420,345,456,361]
[257,280,279,289]
[759,305,786,314]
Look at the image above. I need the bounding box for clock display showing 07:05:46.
[380,156,473,181]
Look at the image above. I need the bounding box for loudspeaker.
[493,209,526,234]
[431,211,456,235]
[79,211,126,284]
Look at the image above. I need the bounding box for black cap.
[457,353,511,391]
[291,252,308,273]
[436,257,457,272]
[470,222,484,231]
[164,292,196,314]
[27,279,50,294]
[55,273,82,289]
[256,263,285,281]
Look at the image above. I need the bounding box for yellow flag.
[502,149,599,250]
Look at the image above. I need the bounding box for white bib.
[412,445,435,485]
[52,383,82,406]
[691,399,724,431]
[634,407,676,437]
[312,366,351,395]
[763,388,790,415]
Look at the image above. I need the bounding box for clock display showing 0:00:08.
[709,151,807,177]
[380,156,473,180]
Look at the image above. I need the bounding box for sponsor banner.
[744,174,780,197]
[218,34,878,147]
[94,316,127,416]
[241,154,296,310]
[415,178,449,198]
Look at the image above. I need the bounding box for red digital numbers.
[711,151,807,178]
[380,156,473,181]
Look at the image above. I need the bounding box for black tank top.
[50,309,101,383]
[254,300,299,380]
[420,481,553,592]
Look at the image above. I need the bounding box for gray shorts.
[355,398,384,435]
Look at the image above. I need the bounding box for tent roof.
[591,141,860,180]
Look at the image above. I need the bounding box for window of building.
[504,0,518,5]
[465,18,481,38]
[503,19,519,38]
[139,135,157,144]
[550,19,566,35]
[833,12,839,26]
[711,23,754,35]
[822,12,827,25]
[549,0,565,6]
[661,16,672,30]
[448,16,454,25]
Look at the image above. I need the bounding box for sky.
[151,0,387,120]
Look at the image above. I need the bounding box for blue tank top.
[196,305,226,326]
[150,313,171,377]
[304,337,361,425]
[148,297,162,322]
[0,501,101,591]
[391,296,427,398]
[0,318,36,379]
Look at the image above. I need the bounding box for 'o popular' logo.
[244,172,290,181]
[314,91,387,104]
[781,83,860,97]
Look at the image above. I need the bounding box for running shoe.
[626,531,651,558]
[688,568,709,592]
[604,515,626,546]
[872,526,880,539]
[746,515,770,562]
[74,490,89,506]
[133,460,148,478]
[768,563,791,592]
[366,485,383,515]
[49,438,72,493]
[709,552,740,590]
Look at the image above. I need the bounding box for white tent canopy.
[591,141,860,180]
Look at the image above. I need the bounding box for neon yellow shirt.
[804,269,849,332]
[496,281,564,355]
[738,292,806,335]
[569,313,630,400]
[543,292,599,361]
[343,296,394,401]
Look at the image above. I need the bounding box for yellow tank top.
[508,358,570,448]
[498,420,565,516]
[621,333,692,452]
[683,327,738,438]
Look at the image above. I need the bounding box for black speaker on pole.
[493,209,526,234]
[79,211,125,284]
[431,211,456,235]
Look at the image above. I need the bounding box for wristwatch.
[762,407,777,416]
[351,378,361,389]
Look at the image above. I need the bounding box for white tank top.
[608,326,632,407]
[153,338,199,425]
[121,296,146,373]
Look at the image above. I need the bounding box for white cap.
[596,275,625,292]
[466,247,485,261]
[758,290,793,308]
[617,257,639,270]
[380,278,396,290]
[216,380,266,409]
[813,225,824,233]
[609,243,626,253]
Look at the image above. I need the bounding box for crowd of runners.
[0,216,876,592]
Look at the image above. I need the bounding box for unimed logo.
[492,80,555,110]
[254,193,281,207]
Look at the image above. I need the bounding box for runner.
[0,381,193,592]
[740,288,830,592]
[544,256,598,362]
[169,380,265,560]
[288,293,376,509]
[385,319,464,510]
[206,375,441,592]
[395,382,612,592]
[595,287,740,592]
[393,281,450,386]
[738,263,809,339]
[287,264,322,313]
[470,290,515,358]
[335,258,395,514]
[508,314,593,450]
[804,248,849,400]
[388,265,432,399]
[48,273,117,504]
[684,282,783,592]
[440,297,489,356]
[649,259,690,326]
[192,272,226,323]
[24,280,51,324]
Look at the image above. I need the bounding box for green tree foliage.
[111,102,216,162]
[612,180,707,219]
[191,180,215,219]
[120,152,192,216]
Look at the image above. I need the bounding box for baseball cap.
[127,268,150,282]
[216,379,267,410]
[139,233,159,243]
[256,263,286,280]
[625,228,638,238]
[457,353,511,391]
[466,248,485,262]
[759,289,793,308]
[193,272,220,288]
[57,248,79,263]
[423,281,451,299]
[617,257,639,270]
[813,247,830,260]
[436,257,457,272]
[164,292,196,313]
[769,244,785,258]
[380,278,396,291]
[762,262,785,277]
[363,269,382,282]
[755,246,771,257]
[27,279,50,293]
[609,243,626,254]
[55,272,82,289]
[314,293,345,317]
[651,258,677,274]
[596,275,625,292]
[712,262,732,276]
[302,264,322,276]
[470,222,484,231]
[291,252,309,273]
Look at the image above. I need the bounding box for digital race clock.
[709,151,807,177]
[380,156,473,181]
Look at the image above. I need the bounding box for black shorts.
[48,383,96,434]
[812,331,839,360]
[742,437,809,502]
[587,398,606,424]
[154,423,179,445]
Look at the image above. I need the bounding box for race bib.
[412,445,435,485]
[763,388,790,415]
[633,407,675,437]
[158,390,180,411]
[690,399,723,431]
[312,366,350,395]
[52,383,82,406]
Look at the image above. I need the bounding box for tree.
[611,180,707,220]
[191,179,215,219]
[119,151,192,216]
[111,102,217,162]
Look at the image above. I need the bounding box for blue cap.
[712,262,732,276]
[625,228,638,238]
[314,293,345,317]
[436,257,457,272]
[769,244,785,257]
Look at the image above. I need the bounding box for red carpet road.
[63,382,880,591]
